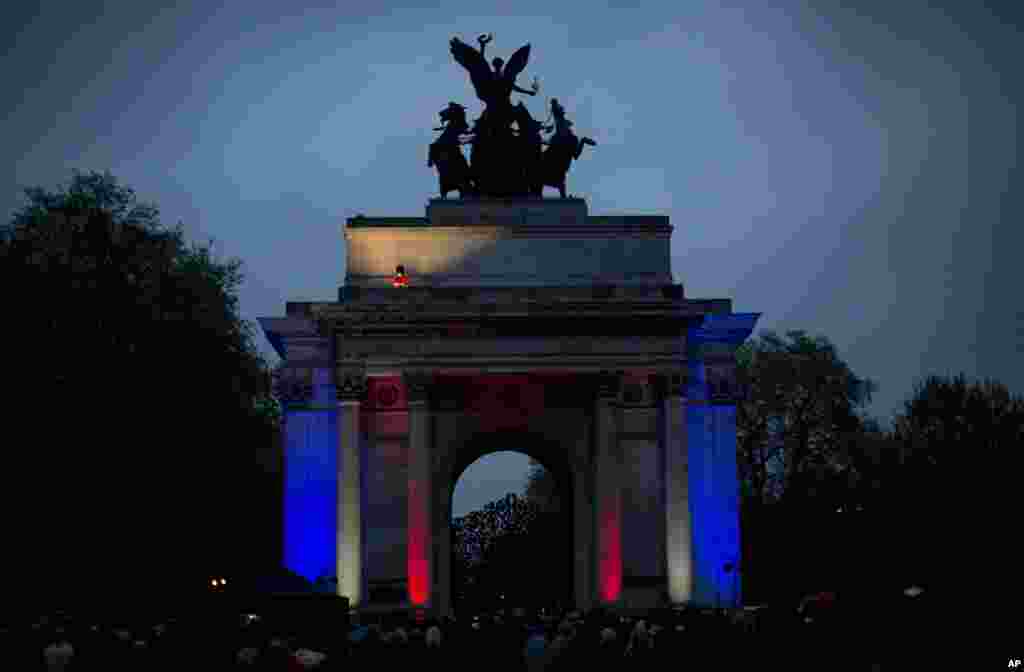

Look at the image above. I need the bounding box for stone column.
[405,370,433,608]
[435,476,451,617]
[336,368,367,606]
[661,370,693,605]
[275,366,328,583]
[593,372,622,606]
[705,354,742,608]
[433,411,456,618]
[573,454,594,611]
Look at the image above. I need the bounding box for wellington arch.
[259,198,759,615]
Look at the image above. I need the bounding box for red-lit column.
[405,370,433,608]
[594,372,622,606]
[336,368,366,606]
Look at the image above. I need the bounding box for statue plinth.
[426,197,587,226]
[344,199,672,289]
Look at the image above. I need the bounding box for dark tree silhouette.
[734,329,877,508]
[2,170,280,595]
[451,492,568,609]
[732,329,878,602]
[882,374,1023,590]
[522,458,561,512]
[892,373,1024,481]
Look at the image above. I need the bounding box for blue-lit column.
[279,367,338,584]
[710,396,741,607]
[687,313,759,608]
[685,347,715,606]
[688,341,744,607]
[336,368,367,606]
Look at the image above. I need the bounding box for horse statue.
[510,101,547,197]
[440,36,598,199]
[537,98,596,198]
[428,102,476,199]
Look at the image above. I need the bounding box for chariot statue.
[427,34,597,199]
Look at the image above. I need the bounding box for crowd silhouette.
[4,585,940,671]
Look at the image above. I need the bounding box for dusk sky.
[6,2,1020,516]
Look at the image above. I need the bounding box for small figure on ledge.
[428,102,476,199]
[392,264,409,288]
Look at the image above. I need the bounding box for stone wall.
[344,199,672,288]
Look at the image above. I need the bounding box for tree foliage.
[522,458,561,512]
[452,493,540,570]
[4,171,275,423]
[892,373,1024,479]
[451,492,569,609]
[3,170,280,585]
[735,329,877,507]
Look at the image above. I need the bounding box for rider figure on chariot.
[473,33,539,136]
[547,98,597,156]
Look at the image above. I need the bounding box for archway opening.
[450,449,573,615]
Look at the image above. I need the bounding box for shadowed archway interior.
[446,432,575,611]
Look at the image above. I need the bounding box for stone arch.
[434,427,588,615]
[261,199,763,615]
[448,429,575,503]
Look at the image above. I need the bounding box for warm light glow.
[407,479,430,605]
[338,401,361,606]
[392,264,409,287]
[406,387,432,608]
[667,390,694,605]
[598,494,622,603]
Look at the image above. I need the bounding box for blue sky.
[6,1,1021,515]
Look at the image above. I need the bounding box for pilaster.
[336,366,367,605]
[659,370,693,605]
[685,312,760,608]
[405,369,434,608]
[573,434,595,611]
[277,367,337,584]
[594,371,623,605]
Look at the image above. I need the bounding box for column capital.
[274,366,315,405]
[705,359,741,403]
[335,366,367,403]
[402,368,433,404]
[655,370,688,400]
[595,370,623,403]
[686,340,739,362]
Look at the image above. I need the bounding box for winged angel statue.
[428,34,596,199]
[450,34,537,126]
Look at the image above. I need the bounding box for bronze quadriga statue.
[429,34,597,199]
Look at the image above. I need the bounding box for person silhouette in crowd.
[43,629,74,672]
